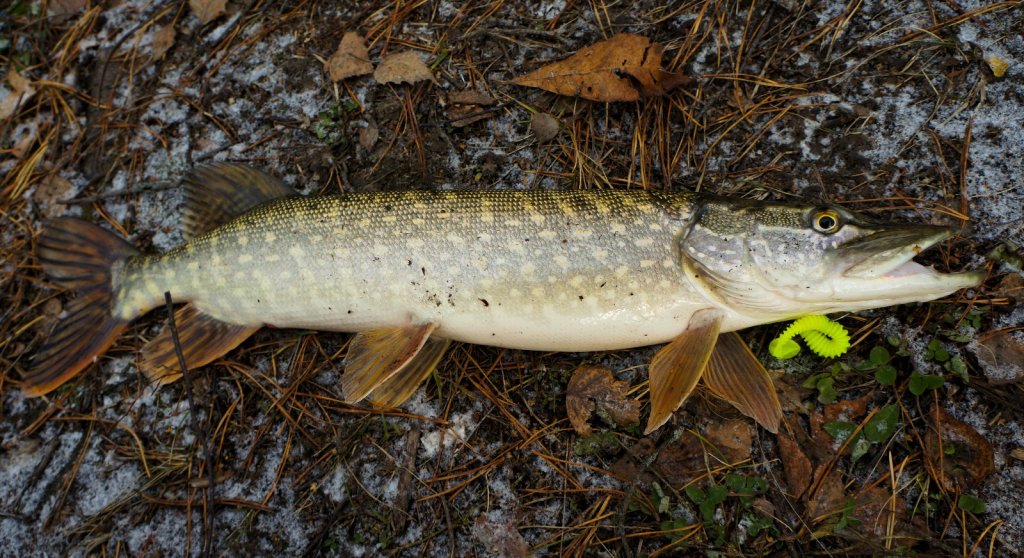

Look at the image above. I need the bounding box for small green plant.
[835,498,863,531]
[685,483,728,544]
[957,493,986,514]
[824,404,900,462]
[925,338,950,362]
[908,371,945,395]
[802,364,845,404]
[311,103,359,146]
[857,344,898,385]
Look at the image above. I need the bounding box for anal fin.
[704,332,783,434]
[368,337,451,408]
[341,323,439,404]
[645,309,723,434]
[140,304,259,384]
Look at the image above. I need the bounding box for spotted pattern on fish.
[114,190,707,351]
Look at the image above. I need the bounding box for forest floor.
[1,0,1023,556]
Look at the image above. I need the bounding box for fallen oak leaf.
[566,364,640,435]
[374,50,435,85]
[512,33,690,102]
[326,32,373,81]
[190,0,226,24]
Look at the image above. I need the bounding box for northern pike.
[25,164,984,432]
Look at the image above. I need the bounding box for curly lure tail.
[769,315,850,359]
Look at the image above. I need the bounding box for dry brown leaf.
[326,32,373,82]
[374,51,434,85]
[358,120,379,151]
[35,174,75,219]
[851,485,908,537]
[472,518,529,558]
[1,68,35,120]
[652,431,709,486]
[151,25,176,61]
[47,0,87,17]
[822,393,871,425]
[36,298,63,342]
[972,330,1024,384]
[772,369,812,413]
[512,33,689,102]
[11,131,36,158]
[530,112,559,143]
[777,433,812,498]
[446,90,496,127]
[566,365,640,435]
[805,464,846,522]
[992,272,1023,299]
[705,419,753,463]
[610,437,657,483]
[190,0,226,24]
[923,405,995,491]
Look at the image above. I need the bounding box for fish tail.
[23,218,140,396]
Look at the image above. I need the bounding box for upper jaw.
[841,225,956,279]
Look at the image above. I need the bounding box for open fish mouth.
[841,225,950,279]
[840,225,983,284]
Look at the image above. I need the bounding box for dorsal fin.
[182,163,295,240]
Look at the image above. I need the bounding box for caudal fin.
[23,218,139,396]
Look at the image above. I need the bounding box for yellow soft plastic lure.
[769,315,851,359]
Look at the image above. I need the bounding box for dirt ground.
[2,0,1023,556]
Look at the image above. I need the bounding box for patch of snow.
[421,411,478,459]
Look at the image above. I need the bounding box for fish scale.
[116,189,710,352]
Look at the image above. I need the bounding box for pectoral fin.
[368,337,451,408]
[645,309,723,434]
[704,332,783,434]
[341,323,439,404]
[140,304,259,384]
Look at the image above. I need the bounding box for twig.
[164,291,216,558]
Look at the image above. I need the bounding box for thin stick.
[164,292,216,558]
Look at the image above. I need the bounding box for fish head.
[680,198,984,320]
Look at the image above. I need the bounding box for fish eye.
[813,209,842,234]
